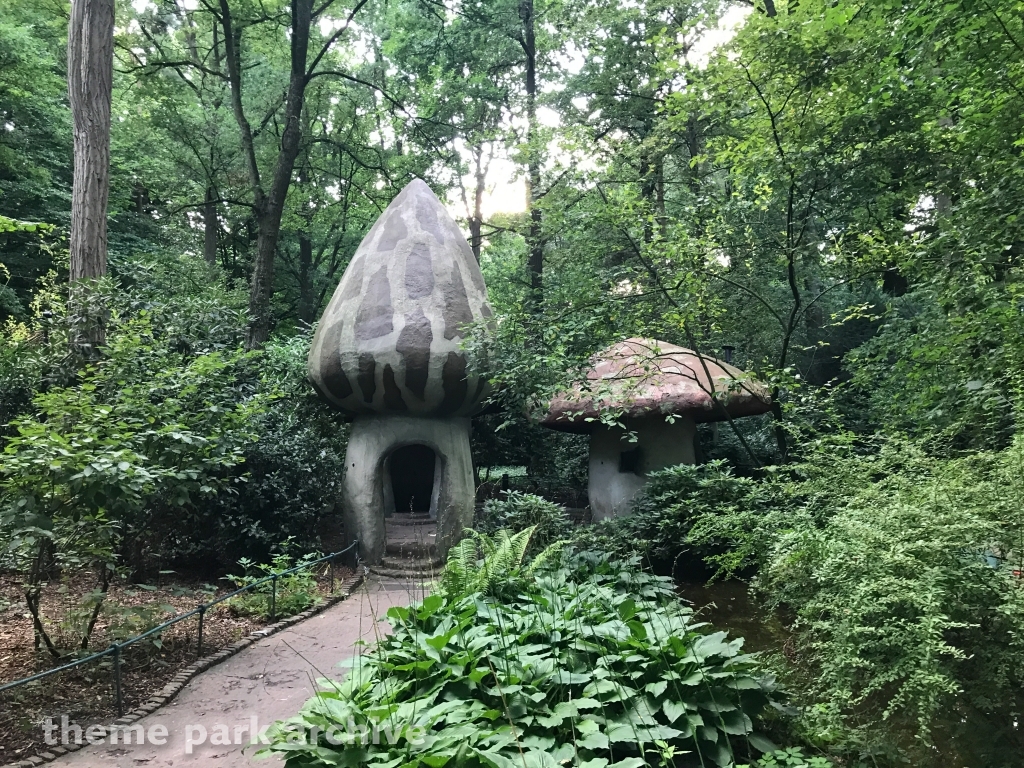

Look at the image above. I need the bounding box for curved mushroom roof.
[308,179,492,418]
[541,338,772,433]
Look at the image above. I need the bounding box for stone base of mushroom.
[588,416,697,521]
[341,414,475,565]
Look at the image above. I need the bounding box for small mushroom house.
[307,180,492,564]
[541,338,772,521]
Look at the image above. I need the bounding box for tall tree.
[67,0,115,282]
[128,0,370,348]
[518,0,543,301]
[218,0,370,348]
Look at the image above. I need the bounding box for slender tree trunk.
[297,232,314,324]
[80,563,111,650]
[25,539,60,658]
[247,0,313,348]
[203,186,218,265]
[133,183,150,214]
[640,148,656,243]
[470,147,486,261]
[656,158,666,238]
[219,0,314,349]
[520,0,543,304]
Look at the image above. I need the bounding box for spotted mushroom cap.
[308,179,492,417]
[540,338,772,433]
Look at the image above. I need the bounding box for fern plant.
[439,526,563,598]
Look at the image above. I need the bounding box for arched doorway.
[388,444,437,515]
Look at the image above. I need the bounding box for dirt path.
[37,576,428,768]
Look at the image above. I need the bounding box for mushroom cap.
[540,338,772,433]
[308,179,492,417]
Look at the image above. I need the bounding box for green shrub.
[260,551,782,767]
[0,260,349,574]
[0,309,257,652]
[225,542,323,620]
[186,331,349,566]
[476,491,572,554]
[571,461,780,577]
[751,437,1024,755]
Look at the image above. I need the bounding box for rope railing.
[0,540,360,715]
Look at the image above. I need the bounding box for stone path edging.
[2,570,366,768]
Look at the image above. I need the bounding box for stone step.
[386,515,435,526]
[378,555,444,573]
[386,540,436,558]
[369,565,439,580]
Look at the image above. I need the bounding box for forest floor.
[0,563,355,765]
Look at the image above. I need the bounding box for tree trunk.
[640,148,656,243]
[656,158,666,238]
[520,0,543,304]
[219,0,314,349]
[297,232,314,324]
[203,186,218,265]
[245,0,313,348]
[470,147,486,261]
[68,0,115,283]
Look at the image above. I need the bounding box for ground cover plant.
[259,548,783,768]
[225,542,324,620]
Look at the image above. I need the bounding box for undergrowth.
[259,550,785,767]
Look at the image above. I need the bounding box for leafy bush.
[184,332,349,566]
[0,310,257,652]
[103,589,176,646]
[745,747,834,768]
[571,462,779,577]
[225,543,323,620]
[0,257,349,657]
[476,491,572,554]
[260,551,782,767]
[750,437,1024,755]
[0,257,349,564]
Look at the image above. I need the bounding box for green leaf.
[746,733,778,754]
[607,759,646,768]
[663,699,686,723]
[645,680,668,697]
[577,730,609,750]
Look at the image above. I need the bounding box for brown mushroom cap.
[540,338,772,434]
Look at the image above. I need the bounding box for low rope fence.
[0,540,359,715]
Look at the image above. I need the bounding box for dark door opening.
[390,444,436,514]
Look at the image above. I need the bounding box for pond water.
[675,579,788,654]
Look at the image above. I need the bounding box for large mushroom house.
[541,338,772,521]
[307,179,492,565]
